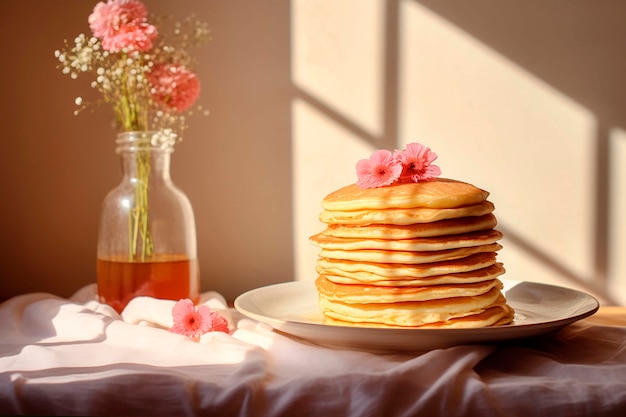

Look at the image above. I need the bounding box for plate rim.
[234,279,600,350]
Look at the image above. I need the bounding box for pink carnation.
[170,299,229,341]
[356,149,403,189]
[88,0,157,52]
[394,143,441,183]
[148,64,201,113]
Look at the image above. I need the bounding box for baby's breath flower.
[151,128,178,149]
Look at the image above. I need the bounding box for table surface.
[1,284,625,417]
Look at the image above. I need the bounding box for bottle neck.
[116,131,174,183]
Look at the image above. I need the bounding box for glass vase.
[97,131,200,313]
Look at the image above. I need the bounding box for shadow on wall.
[413,0,626,304]
[417,0,626,299]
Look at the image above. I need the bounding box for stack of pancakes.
[310,178,515,328]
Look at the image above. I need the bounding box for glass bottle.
[97,131,200,313]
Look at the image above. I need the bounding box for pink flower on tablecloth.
[356,149,403,189]
[394,143,441,183]
[88,0,157,52]
[170,299,229,341]
[148,64,201,113]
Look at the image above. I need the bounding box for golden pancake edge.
[320,213,498,240]
[311,229,503,252]
[319,201,495,226]
[315,275,503,303]
[318,288,507,327]
[316,252,499,279]
[320,262,506,287]
[321,178,489,211]
[322,304,515,329]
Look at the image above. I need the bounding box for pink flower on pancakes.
[356,149,403,189]
[395,142,441,183]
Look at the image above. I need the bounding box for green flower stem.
[113,54,153,262]
[128,148,154,261]
[138,149,153,259]
[117,54,148,132]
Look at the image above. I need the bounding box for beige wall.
[1,0,625,305]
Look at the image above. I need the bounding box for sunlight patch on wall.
[291,0,385,138]
[292,99,374,281]
[609,128,626,305]
[398,1,597,287]
[291,0,386,281]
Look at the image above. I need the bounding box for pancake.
[322,263,506,287]
[318,243,502,265]
[318,287,506,327]
[315,275,503,303]
[322,178,489,211]
[322,304,515,329]
[319,201,495,226]
[311,152,513,329]
[322,214,497,239]
[316,252,499,279]
[310,229,503,252]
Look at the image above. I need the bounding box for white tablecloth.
[1,284,625,416]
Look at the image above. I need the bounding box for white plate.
[234,279,599,352]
